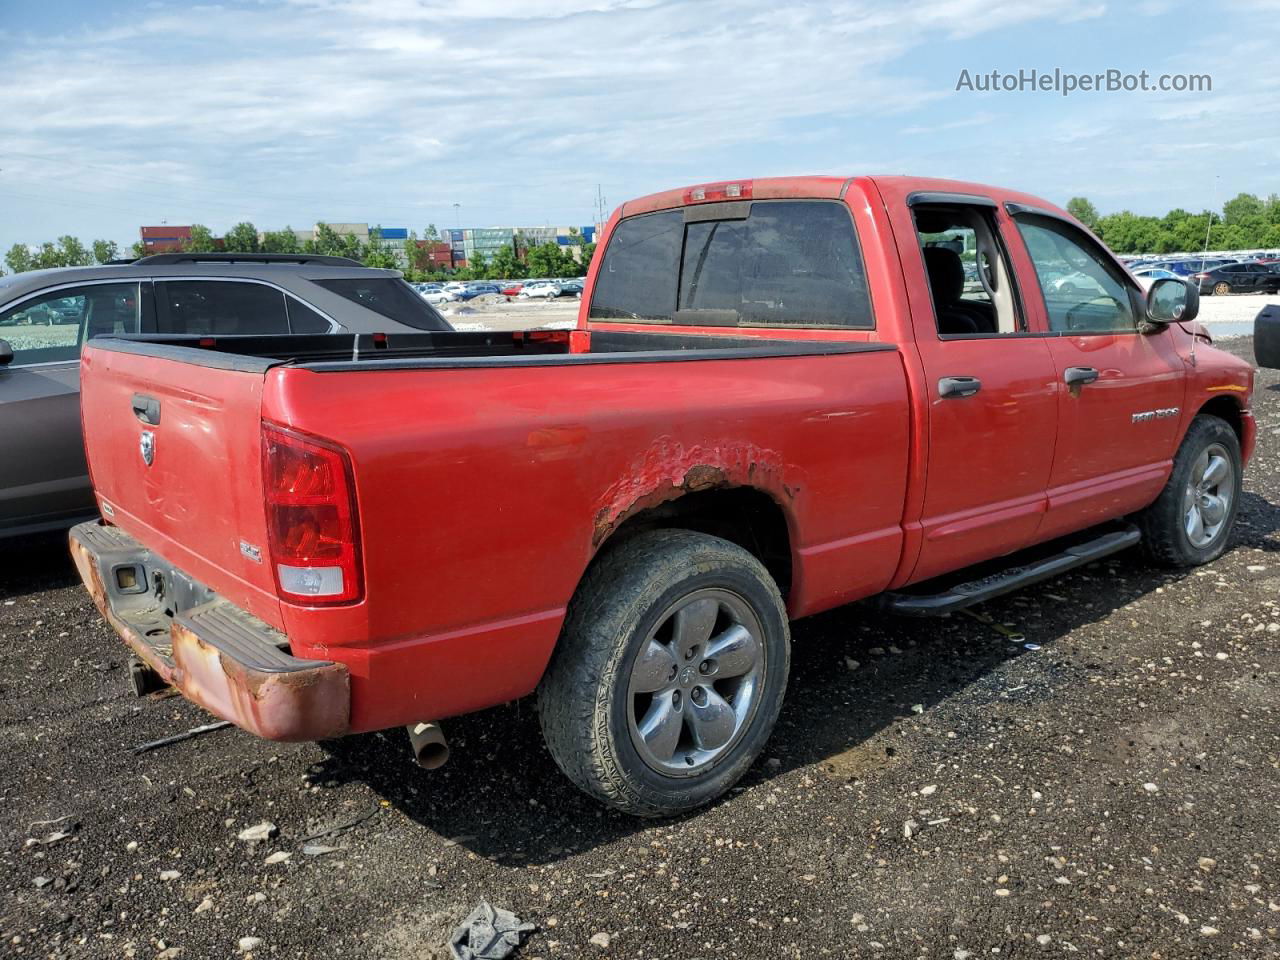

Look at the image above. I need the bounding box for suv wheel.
[538,530,790,816]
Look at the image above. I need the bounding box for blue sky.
[1,0,1277,256]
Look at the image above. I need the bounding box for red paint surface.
[80,175,1257,738]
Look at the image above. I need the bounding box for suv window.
[590,200,873,328]
[285,298,333,333]
[312,278,450,331]
[1014,217,1136,334]
[157,280,290,335]
[0,283,140,366]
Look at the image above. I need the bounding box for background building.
[138,225,192,253]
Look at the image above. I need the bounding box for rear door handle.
[938,376,982,398]
[1063,366,1100,386]
[132,393,161,425]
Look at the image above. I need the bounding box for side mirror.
[0,338,13,367]
[1144,277,1199,330]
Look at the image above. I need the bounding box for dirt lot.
[3,338,1279,960]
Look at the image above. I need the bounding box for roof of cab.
[617,174,1076,228]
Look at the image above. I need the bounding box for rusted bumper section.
[69,520,349,742]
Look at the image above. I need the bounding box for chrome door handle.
[1063,366,1100,386]
[938,376,982,398]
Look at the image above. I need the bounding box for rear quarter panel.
[266,350,910,732]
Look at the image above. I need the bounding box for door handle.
[1063,366,1100,386]
[938,376,982,398]
[131,393,161,425]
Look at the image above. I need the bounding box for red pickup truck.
[71,176,1255,816]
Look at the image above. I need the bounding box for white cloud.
[0,0,1275,249]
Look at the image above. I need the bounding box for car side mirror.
[0,338,13,367]
[1144,277,1198,331]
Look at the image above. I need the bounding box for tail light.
[262,423,363,605]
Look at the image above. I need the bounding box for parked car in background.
[500,281,526,297]
[1191,261,1280,296]
[557,279,584,297]
[0,252,450,538]
[519,280,561,299]
[1131,267,1181,290]
[70,175,1252,817]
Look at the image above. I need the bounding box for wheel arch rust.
[586,437,799,599]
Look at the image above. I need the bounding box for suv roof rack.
[135,253,363,267]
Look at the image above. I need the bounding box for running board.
[875,524,1141,617]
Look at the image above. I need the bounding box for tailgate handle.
[131,393,161,425]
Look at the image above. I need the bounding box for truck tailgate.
[80,342,282,629]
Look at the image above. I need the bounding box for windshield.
[313,278,451,330]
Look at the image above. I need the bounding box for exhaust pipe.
[407,721,450,769]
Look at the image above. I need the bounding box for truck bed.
[99,329,892,371]
[80,328,911,733]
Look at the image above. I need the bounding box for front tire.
[1136,415,1242,566]
[538,530,790,817]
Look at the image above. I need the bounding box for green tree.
[1066,197,1100,232]
[92,239,119,264]
[56,236,93,266]
[488,240,525,279]
[1222,193,1264,224]
[5,244,33,273]
[131,239,148,259]
[33,242,63,269]
[183,224,218,253]
[308,222,343,256]
[464,250,489,279]
[423,223,440,243]
[260,228,301,254]
[338,232,363,262]
[526,241,570,278]
[223,221,260,253]
[578,241,597,275]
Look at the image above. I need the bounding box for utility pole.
[594,185,607,229]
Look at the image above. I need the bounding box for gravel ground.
[2,339,1279,960]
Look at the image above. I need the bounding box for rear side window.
[157,281,290,335]
[286,298,333,333]
[313,278,449,331]
[590,200,873,328]
[0,282,140,365]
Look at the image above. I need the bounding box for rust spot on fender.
[591,438,792,546]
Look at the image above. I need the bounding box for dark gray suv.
[0,253,451,538]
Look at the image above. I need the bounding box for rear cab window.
[313,278,450,331]
[590,200,873,329]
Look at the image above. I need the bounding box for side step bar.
[875,524,1141,617]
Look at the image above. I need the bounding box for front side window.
[590,200,873,328]
[0,282,140,366]
[1015,217,1136,333]
[157,281,290,335]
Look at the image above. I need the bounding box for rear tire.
[538,530,790,817]
[1213,281,1231,296]
[1136,415,1241,567]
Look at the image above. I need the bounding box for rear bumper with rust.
[70,520,350,741]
